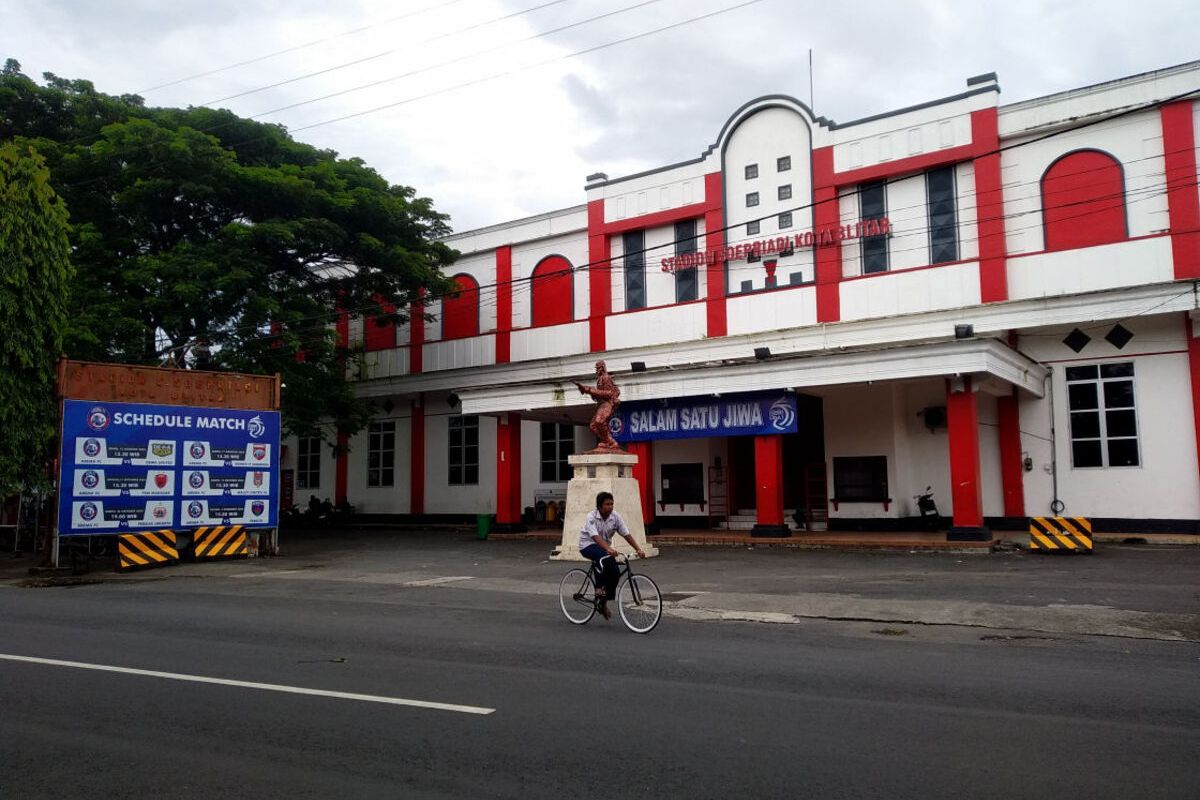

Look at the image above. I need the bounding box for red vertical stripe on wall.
[495,246,512,363]
[1162,101,1200,279]
[335,431,348,505]
[996,390,1025,518]
[753,435,784,527]
[971,108,1008,302]
[410,290,424,375]
[946,378,984,528]
[812,148,842,323]
[627,440,655,525]
[496,413,522,524]
[703,171,727,338]
[410,399,425,515]
[1185,314,1200,489]
[587,200,610,352]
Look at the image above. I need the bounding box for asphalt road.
[1,549,1198,799]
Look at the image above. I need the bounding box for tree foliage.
[0,59,456,440]
[0,141,73,493]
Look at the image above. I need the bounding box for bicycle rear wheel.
[559,568,597,624]
[617,573,662,633]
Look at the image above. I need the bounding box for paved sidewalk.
[4,528,1198,642]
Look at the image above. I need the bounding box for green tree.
[0,61,456,441]
[0,142,73,493]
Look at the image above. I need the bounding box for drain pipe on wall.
[1044,366,1065,515]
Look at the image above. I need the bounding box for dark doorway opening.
[726,393,825,516]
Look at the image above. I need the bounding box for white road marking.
[0,653,495,715]
[403,576,474,587]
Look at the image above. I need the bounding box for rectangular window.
[746,192,759,208]
[777,155,791,172]
[366,421,395,488]
[296,436,320,490]
[623,230,646,310]
[926,166,958,264]
[674,219,699,303]
[448,415,479,485]
[832,456,889,502]
[746,220,760,235]
[540,422,575,482]
[745,163,758,180]
[661,463,705,505]
[859,181,889,274]
[1065,363,1139,468]
[778,184,792,201]
[778,211,793,229]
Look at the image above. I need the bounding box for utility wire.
[203,0,576,105]
[136,0,472,94]
[247,0,670,121]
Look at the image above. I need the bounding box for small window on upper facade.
[777,156,791,172]
[778,212,793,229]
[778,184,792,201]
[745,164,758,180]
[746,192,759,208]
[746,220,760,235]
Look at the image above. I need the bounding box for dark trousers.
[581,543,620,600]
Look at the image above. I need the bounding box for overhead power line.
[136,0,472,94]
[202,0,576,106]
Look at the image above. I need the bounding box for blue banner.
[609,390,797,442]
[58,400,280,536]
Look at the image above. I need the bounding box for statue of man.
[574,360,622,452]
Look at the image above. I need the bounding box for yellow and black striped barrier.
[118,530,180,570]
[1029,517,1093,553]
[192,525,249,560]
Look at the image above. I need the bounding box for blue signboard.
[58,400,280,536]
[609,390,798,442]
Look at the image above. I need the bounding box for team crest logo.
[152,505,168,520]
[769,397,796,431]
[80,502,98,521]
[189,472,205,489]
[252,444,267,461]
[151,443,174,457]
[81,470,100,489]
[83,438,102,457]
[187,501,204,519]
[86,407,110,431]
[252,472,264,488]
[608,416,625,437]
[251,500,265,516]
[190,442,206,459]
[248,416,266,439]
[153,473,169,489]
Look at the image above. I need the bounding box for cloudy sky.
[5,0,1198,232]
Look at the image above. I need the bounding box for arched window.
[441,274,479,340]
[530,255,574,327]
[363,294,396,352]
[1041,149,1126,251]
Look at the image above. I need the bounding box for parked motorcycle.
[914,486,940,530]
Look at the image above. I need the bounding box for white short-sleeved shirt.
[578,508,629,550]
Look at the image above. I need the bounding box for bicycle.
[558,553,662,633]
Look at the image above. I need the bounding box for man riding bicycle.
[579,491,646,619]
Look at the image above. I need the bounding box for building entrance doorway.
[726,393,825,519]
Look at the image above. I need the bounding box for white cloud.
[6,0,1198,231]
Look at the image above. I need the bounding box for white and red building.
[283,60,1200,539]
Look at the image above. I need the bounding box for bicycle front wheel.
[617,573,662,633]
[559,568,597,625]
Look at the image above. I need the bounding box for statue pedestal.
[550,453,659,561]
